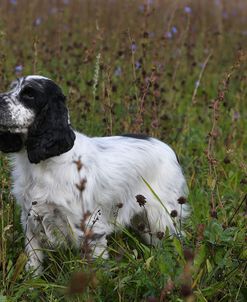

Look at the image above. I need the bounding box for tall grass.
[0,0,246,301]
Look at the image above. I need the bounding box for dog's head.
[0,76,75,163]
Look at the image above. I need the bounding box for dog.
[0,75,188,274]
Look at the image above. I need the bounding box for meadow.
[0,0,247,301]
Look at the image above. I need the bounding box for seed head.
[180,284,192,297]
[177,196,187,204]
[223,156,231,164]
[73,158,83,171]
[76,178,87,192]
[67,272,90,295]
[135,194,147,207]
[156,231,164,240]
[240,177,247,185]
[170,210,178,218]
[210,209,218,218]
[183,248,194,261]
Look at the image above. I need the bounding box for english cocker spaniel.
[0,75,188,274]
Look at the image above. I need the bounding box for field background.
[0,0,247,301]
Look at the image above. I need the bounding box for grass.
[0,0,247,301]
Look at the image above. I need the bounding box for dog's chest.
[12,159,85,246]
[12,158,81,212]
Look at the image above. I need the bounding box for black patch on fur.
[20,84,46,112]
[0,131,23,153]
[121,134,149,140]
[26,80,75,164]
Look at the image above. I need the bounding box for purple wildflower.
[114,66,122,77]
[34,17,42,26]
[131,42,137,53]
[165,31,172,39]
[10,0,17,5]
[233,111,240,121]
[138,5,145,12]
[15,65,23,73]
[171,26,178,34]
[135,61,142,69]
[198,62,205,69]
[184,6,192,14]
[222,11,228,19]
[50,7,58,14]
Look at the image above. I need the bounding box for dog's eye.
[21,87,35,100]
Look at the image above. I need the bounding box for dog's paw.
[25,258,43,276]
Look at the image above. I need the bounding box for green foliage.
[0,0,247,301]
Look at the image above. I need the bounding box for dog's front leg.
[25,233,44,275]
[21,211,44,275]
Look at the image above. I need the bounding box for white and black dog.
[0,75,188,274]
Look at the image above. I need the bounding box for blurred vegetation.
[0,0,246,301]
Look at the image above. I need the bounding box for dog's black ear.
[26,85,75,164]
[0,132,23,153]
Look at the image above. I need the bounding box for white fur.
[11,131,188,274]
[7,102,34,133]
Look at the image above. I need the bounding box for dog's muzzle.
[0,96,11,130]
